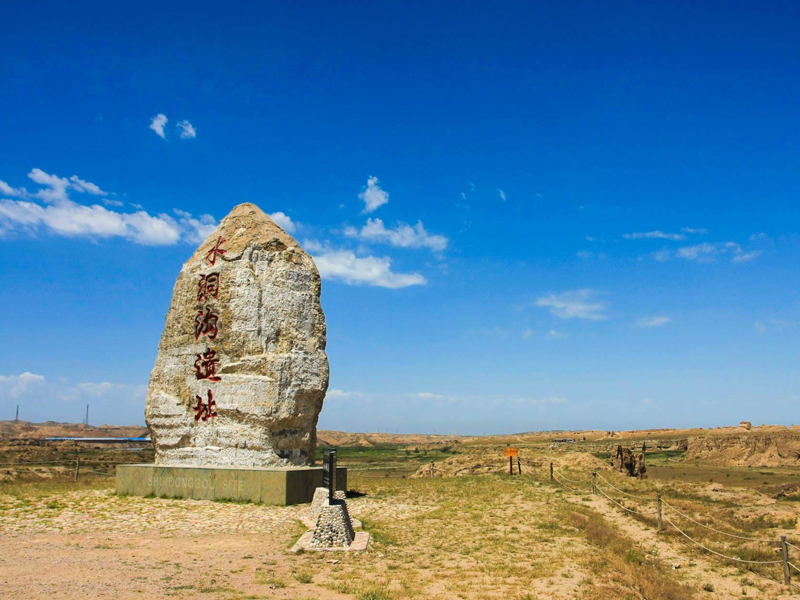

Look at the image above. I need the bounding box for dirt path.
[581,493,795,599]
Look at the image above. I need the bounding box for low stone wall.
[116,464,347,505]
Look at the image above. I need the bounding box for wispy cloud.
[534,289,607,321]
[0,169,216,246]
[680,227,708,234]
[326,389,363,399]
[268,211,297,233]
[498,189,506,202]
[312,250,426,288]
[731,250,762,263]
[623,230,686,241]
[149,114,168,139]
[417,392,444,399]
[636,315,671,327]
[0,372,45,399]
[359,176,389,213]
[177,120,196,139]
[345,217,447,252]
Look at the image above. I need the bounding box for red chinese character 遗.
[194,348,221,381]
[194,390,217,422]
[197,272,220,303]
[194,306,219,341]
[206,236,227,266]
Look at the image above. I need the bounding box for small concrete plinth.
[115,464,347,505]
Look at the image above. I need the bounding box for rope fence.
[663,515,784,565]
[549,461,798,587]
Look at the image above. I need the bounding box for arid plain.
[1,421,799,600]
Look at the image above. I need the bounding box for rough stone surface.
[309,487,346,524]
[612,444,647,479]
[145,203,329,467]
[309,500,355,548]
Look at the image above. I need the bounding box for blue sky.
[1,0,798,433]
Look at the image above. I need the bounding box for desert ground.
[1,421,799,599]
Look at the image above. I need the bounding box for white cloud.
[103,198,125,207]
[312,250,426,288]
[0,179,27,197]
[523,327,534,339]
[516,396,566,405]
[754,321,767,335]
[623,230,686,241]
[534,289,607,321]
[302,239,325,253]
[680,227,708,234]
[636,315,671,327]
[0,372,45,399]
[498,189,506,202]
[731,250,762,263]
[358,176,389,213]
[177,120,196,139]
[676,242,719,261]
[546,329,566,339]
[749,232,767,241]
[345,217,447,252]
[327,389,358,399]
[69,175,106,195]
[268,211,297,233]
[417,392,444,399]
[150,113,168,139]
[0,169,216,246]
[173,209,218,243]
[576,250,592,258]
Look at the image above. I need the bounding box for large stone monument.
[116,203,346,504]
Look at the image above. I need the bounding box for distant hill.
[0,420,149,440]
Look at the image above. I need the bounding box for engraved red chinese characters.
[194,348,221,381]
[193,390,217,421]
[194,306,219,341]
[197,273,220,303]
[205,236,227,266]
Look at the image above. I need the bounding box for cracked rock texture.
[145,203,329,467]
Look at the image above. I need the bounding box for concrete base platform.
[290,530,370,553]
[115,464,347,505]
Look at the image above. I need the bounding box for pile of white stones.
[309,487,355,548]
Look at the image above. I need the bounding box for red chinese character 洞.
[206,236,227,266]
[194,306,219,341]
[193,390,217,422]
[197,273,220,303]
[194,348,221,381]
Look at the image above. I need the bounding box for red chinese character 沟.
[194,348,221,381]
[194,306,219,341]
[193,390,217,422]
[205,236,227,266]
[197,272,220,303]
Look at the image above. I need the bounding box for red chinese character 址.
[197,272,220,303]
[206,236,227,266]
[193,390,217,422]
[194,348,221,381]
[194,306,219,341]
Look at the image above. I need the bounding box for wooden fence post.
[592,472,597,495]
[509,456,513,475]
[430,461,435,478]
[550,462,553,481]
[657,494,663,531]
[781,535,791,585]
[517,457,522,475]
[73,457,80,483]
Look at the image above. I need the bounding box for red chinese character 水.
[197,272,220,303]
[194,306,219,341]
[205,236,227,266]
[193,390,217,422]
[194,348,221,381]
